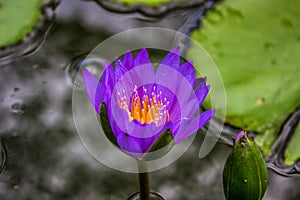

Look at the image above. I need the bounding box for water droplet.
[206,9,224,24]
[11,102,26,115]
[281,18,295,31]
[65,54,106,90]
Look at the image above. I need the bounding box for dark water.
[0,0,299,199]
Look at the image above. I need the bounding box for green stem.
[138,161,150,200]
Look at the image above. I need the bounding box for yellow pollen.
[118,87,170,127]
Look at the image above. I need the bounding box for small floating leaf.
[0,0,44,47]
[187,0,300,155]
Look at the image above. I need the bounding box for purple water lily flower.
[82,47,214,158]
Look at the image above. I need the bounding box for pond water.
[0,0,299,199]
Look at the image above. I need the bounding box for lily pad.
[0,0,44,47]
[187,0,300,155]
[285,122,300,166]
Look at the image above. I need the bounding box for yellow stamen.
[118,86,169,127]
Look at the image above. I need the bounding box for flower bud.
[223,131,268,200]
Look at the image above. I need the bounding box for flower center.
[118,85,170,127]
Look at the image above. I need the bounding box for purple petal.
[115,124,166,156]
[176,61,196,86]
[82,69,104,114]
[173,109,215,143]
[134,48,151,67]
[138,136,158,153]
[102,62,115,100]
[134,122,172,153]
[160,48,196,89]
[197,109,215,130]
[155,84,182,123]
[193,77,207,91]
[132,63,155,86]
[110,103,131,134]
[115,58,127,83]
[112,64,155,107]
[194,85,210,107]
[105,107,122,138]
[161,47,180,69]
[115,51,135,82]
[128,120,164,139]
[234,130,246,144]
[122,50,134,71]
[181,98,199,118]
[116,133,143,157]
[156,65,193,117]
[171,98,199,133]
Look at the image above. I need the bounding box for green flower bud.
[223,131,268,200]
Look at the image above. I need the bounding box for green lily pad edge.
[285,122,300,166]
[186,0,300,165]
[0,0,44,48]
[111,0,188,7]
